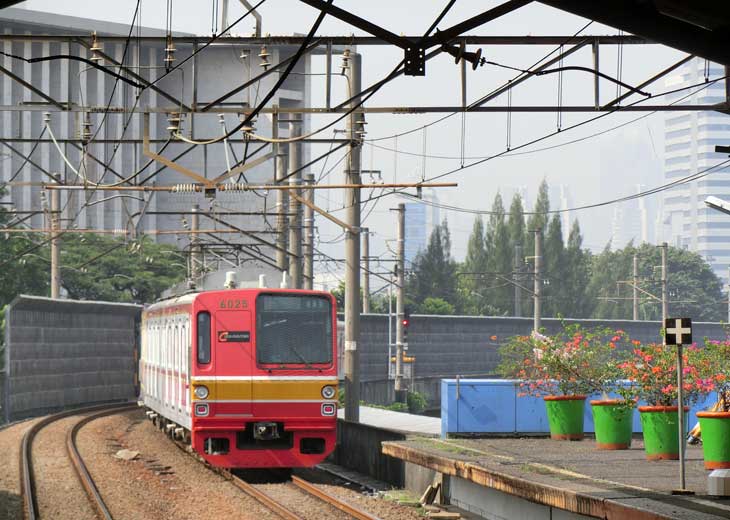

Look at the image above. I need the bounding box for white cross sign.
[665,317,692,346]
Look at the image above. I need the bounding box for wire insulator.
[171,183,199,193]
[218,183,250,192]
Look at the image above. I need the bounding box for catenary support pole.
[303,173,314,290]
[514,244,522,317]
[273,107,289,273]
[49,177,60,299]
[395,203,406,403]
[633,254,639,321]
[191,204,202,282]
[362,227,370,314]
[533,229,542,334]
[343,52,362,422]
[288,121,302,288]
[661,242,668,324]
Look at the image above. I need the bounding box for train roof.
[144,288,334,314]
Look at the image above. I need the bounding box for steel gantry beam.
[297,0,533,74]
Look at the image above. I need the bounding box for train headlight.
[194,385,209,400]
[321,385,336,399]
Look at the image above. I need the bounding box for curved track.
[20,403,136,520]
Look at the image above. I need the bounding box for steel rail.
[291,475,382,520]
[66,404,137,520]
[20,402,134,520]
[228,473,305,520]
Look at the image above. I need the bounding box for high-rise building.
[402,191,441,267]
[662,58,730,281]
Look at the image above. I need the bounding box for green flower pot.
[544,395,586,440]
[591,400,634,450]
[697,411,730,470]
[638,406,689,460]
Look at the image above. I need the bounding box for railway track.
[226,471,382,520]
[168,429,381,520]
[19,402,136,520]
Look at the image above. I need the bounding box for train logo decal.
[218,330,250,342]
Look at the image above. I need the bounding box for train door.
[214,310,253,415]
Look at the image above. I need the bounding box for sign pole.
[665,316,693,495]
[676,341,686,491]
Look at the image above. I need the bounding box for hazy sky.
[14,0,693,284]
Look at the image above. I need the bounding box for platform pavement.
[337,405,441,436]
[382,436,730,519]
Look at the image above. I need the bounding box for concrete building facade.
[662,58,730,281]
[0,7,312,275]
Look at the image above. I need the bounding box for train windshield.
[256,294,333,366]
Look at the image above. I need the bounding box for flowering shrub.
[498,323,628,398]
[618,341,713,407]
[702,338,730,411]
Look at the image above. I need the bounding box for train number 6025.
[219,299,248,309]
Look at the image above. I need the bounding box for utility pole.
[362,227,370,313]
[273,106,289,274]
[633,254,639,321]
[343,52,362,422]
[533,229,542,334]
[190,204,202,282]
[513,244,522,317]
[288,120,302,289]
[394,203,406,403]
[49,176,61,299]
[302,173,314,290]
[661,242,668,324]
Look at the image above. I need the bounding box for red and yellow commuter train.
[139,288,338,468]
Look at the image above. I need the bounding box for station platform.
[382,436,730,519]
[338,406,441,436]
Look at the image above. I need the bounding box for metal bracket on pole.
[143,113,215,188]
[288,189,355,233]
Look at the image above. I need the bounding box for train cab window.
[197,312,211,364]
[256,294,332,365]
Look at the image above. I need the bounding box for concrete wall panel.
[4,295,141,420]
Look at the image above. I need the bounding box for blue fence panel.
[442,379,721,437]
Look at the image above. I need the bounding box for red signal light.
[401,319,409,327]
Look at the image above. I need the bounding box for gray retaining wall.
[3,295,141,421]
[356,314,727,382]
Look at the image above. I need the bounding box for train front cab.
[189,289,338,468]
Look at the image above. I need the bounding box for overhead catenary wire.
[363,62,709,161]
[365,20,595,143]
[402,157,730,216]
[346,72,729,214]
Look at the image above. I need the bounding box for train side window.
[197,312,211,364]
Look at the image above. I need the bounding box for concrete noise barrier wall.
[355,314,727,383]
[3,295,141,421]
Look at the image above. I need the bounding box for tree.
[543,213,565,316]
[563,220,592,318]
[407,220,458,313]
[0,197,49,308]
[0,225,186,307]
[485,193,512,314]
[458,216,489,315]
[587,243,724,321]
[507,193,527,316]
[420,297,455,315]
[524,180,550,317]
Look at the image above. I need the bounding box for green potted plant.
[590,340,638,450]
[619,341,709,460]
[499,324,621,442]
[696,339,729,469]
